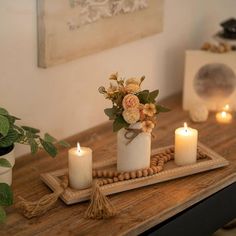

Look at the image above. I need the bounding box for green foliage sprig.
[0,183,13,222]
[0,107,69,157]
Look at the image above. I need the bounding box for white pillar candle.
[175,123,198,166]
[68,143,92,190]
[117,123,151,172]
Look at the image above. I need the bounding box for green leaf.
[149,90,159,102]
[28,138,38,155]
[104,108,116,120]
[113,116,129,132]
[0,158,11,168]
[0,115,10,137]
[40,139,58,157]
[0,183,13,206]
[44,133,57,143]
[6,115,20,125]
[0,128,19,147]
[21,126,40,134]
[0,206,6,222]
[137,90,150,104]
[156,105,171,113]
[13,125,24,135]
[58,140,70,148]
[0,108,9,116]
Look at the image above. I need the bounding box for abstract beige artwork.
[183,51,236,111]
[37,0,164,68]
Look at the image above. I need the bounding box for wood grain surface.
[1,93,236,236]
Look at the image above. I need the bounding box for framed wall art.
[183,51,236,111]
[37,0,164,68]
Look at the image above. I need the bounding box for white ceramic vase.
[0,146,15,185]
[117,123,151,172]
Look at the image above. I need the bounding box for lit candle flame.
[77,142,81,154]
[221,111,227,117]
[223,104,230,111]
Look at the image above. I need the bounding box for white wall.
[0,0,235,157]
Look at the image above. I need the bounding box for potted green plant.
[0,107,69,222]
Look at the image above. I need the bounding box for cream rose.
[125,78,140,93]
[125,83,140,93]
[122,108,140,124]
[125,78,140,85]
[122,94,140,110]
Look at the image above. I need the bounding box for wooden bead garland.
[93,147,206,186]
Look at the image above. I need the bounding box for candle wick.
[77,142,81,154]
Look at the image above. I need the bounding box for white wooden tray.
[40,143,229,205]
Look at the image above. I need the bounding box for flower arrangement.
[99,73,169,137]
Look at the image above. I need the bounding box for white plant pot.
[117,124,151,172]
[0,148,15,185]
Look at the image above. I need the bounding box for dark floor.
[213,228,236,236]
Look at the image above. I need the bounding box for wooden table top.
[1,93,236,236]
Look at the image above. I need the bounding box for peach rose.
[122,94,140,110]
[122,108,140,124]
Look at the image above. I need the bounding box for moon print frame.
[183,51,236,111]
[37,0,164,68]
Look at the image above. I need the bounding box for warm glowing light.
[223,104,230,111]
[77,142,81,154]
[221,111,227,117]
[216,111,232,124]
